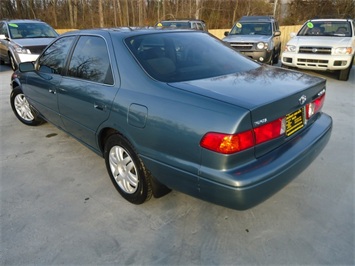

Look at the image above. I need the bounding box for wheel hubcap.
[14,94,34,121]
[109,145,138,194]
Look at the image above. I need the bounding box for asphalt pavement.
[1,63,354,265]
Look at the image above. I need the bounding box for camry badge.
[299,95,307,105]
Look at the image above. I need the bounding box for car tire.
[273,50,279,65]
[10,87,45,126]
[9,53,17,71]
[338,59,353,81]
[104,134,152,204]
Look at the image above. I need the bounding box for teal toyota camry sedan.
[10,28,332,210]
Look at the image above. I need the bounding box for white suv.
[281,18,355,81]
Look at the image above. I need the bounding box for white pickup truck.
[281,18,355,81]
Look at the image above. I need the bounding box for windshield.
[125,31,258,82]
[298,21,352,37]
[8,22,58,39]
[229,22,272,36]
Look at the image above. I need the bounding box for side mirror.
[224,31,229,37]
[19,62,35,72]
[290,32,296,38]
[274,31,281,37]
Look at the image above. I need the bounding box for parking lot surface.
[1,64,354,265]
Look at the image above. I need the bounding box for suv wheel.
[338,58,353,81]
[9,54,17,71]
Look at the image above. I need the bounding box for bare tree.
[98,0,104,27]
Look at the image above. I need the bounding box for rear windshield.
[125,31,258,82]
[160,21,190,29]
[298,21,352,37]
[8,22,58,39]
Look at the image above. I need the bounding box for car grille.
[299,46,331,55]
[297,58,329,68]
[229,43,254,50]
[25,45,47,54]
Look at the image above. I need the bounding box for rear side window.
[38,36,76,74]
[67,36,113,84]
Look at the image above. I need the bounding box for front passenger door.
[22,36,76,128]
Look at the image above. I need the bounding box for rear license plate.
[286,108,304,136]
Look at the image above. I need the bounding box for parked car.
[10,28,332,210]
[223,16,281,65]
[0,19,58,70]
[156,19,207,31]
[281,18,355,81]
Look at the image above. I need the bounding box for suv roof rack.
[240,16,275,21]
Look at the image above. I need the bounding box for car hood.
[287,36,352,47]
[11,38,55,47]
[223,35,271,43]
[168,65,325,122]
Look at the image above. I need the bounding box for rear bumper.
[198,113,332,210]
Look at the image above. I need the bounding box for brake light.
[254,118,286,145]
[200,130,254,154]
[306,93,325,119]
[200,118,286,154]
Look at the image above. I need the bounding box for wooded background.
[1,0,354,29]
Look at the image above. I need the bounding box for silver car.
[0,19,58,70]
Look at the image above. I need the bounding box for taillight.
[306,93,325,119]
[200,130,254,154]
[254,118,286,145]
[200,118,285,154]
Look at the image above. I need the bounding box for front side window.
[67,36,113,84]
[38,36,76,74]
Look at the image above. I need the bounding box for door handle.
[94,103,106,111]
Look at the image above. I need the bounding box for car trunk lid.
[168,65,326,157]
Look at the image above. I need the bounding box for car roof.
[61,27,202,38]
[1,19,47,24]
[308,18,354,22]
[160,19,205,23]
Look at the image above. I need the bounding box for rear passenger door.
[58,34,118,150]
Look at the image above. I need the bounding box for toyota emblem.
[299,95,307,105]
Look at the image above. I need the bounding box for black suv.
[223,16,281,65]
[156,19,207,31]
[0,19,58,70]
